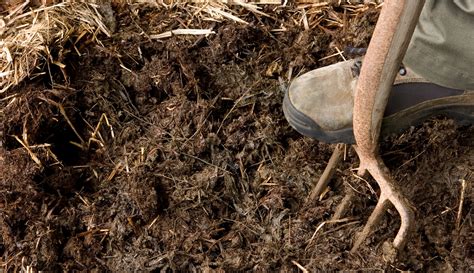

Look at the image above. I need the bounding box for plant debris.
[0,1,472,271]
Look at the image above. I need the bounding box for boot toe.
[283,59,359,143]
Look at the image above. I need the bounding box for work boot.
[283,58,474,143]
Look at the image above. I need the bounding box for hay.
[0,0,383,93]
[0,2,110,93]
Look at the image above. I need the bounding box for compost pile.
[0,1,472,271]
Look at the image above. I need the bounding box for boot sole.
[283,91,474,144]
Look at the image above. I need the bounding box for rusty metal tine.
[306,143,344,205]
[351,195,390,253]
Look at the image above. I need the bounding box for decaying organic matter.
[0,1,472,271]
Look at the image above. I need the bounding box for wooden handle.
[353,0,425,157]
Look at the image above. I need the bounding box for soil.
[0,3,472,272]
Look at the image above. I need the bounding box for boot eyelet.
[399,67,407,76]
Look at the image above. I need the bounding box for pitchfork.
[307,0,426,259]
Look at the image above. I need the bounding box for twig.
[150,28,215,39]
[206,6,249,24]
[42,98,86,147]
[456,179,468,230]
[291,260,309,273]
[13,135,42,167]
[306,217,353,250]
[352,172,376,196]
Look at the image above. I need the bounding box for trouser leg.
[404,0,474,90]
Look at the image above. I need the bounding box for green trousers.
[404,0,474,90]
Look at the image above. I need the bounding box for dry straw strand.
[0,2,110,93]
